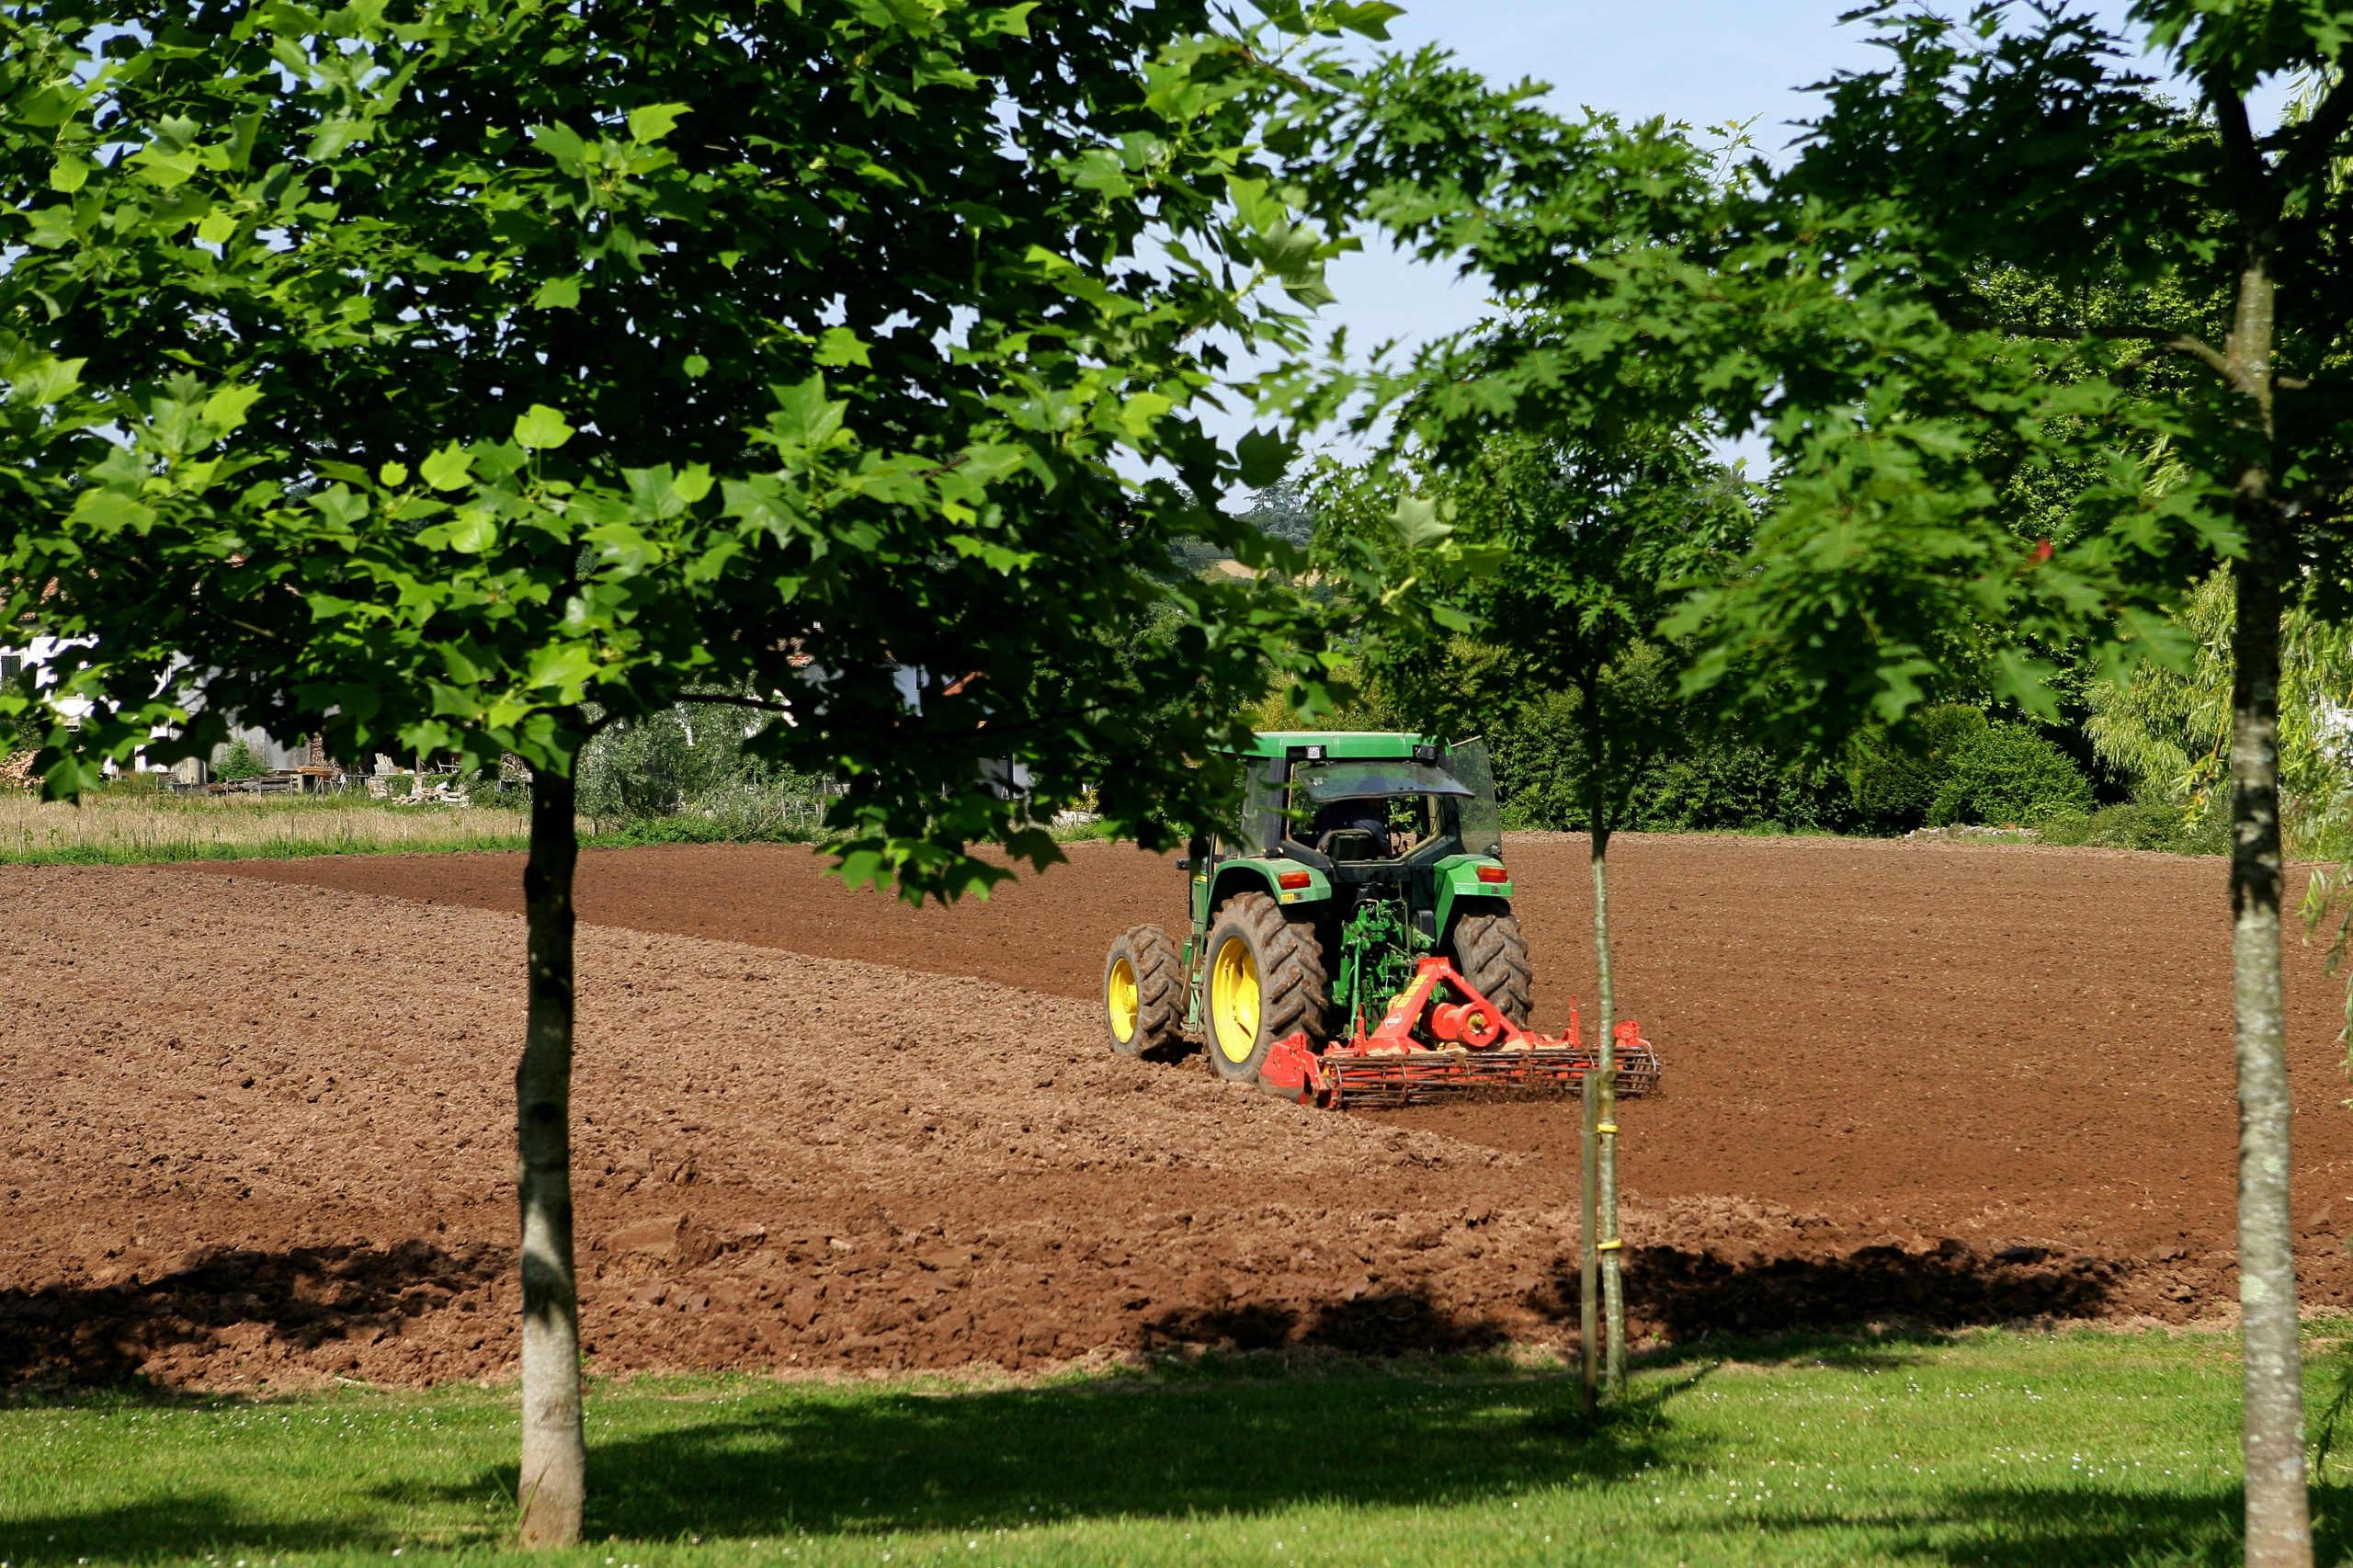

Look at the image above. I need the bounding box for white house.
[0,638,308,779]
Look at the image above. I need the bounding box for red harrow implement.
[1257,954,1664,1110]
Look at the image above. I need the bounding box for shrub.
[1492,689,1857,833]
[214,739,268,781]
[102,768,168,797]
[1634,746,1856,833]
[1927,721,2096,826]
[1847,706,1991,831]
[2038,795,2232,854]
[578,704,835,840]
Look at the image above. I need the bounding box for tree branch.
[1953,312,2245,390]
[2211,87,2280,230]
[2092,325,2240,384]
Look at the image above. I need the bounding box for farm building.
[0,638,313,783]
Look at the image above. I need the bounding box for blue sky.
[1264,1,2286,461]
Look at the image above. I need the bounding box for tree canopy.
[0,0,1415,897]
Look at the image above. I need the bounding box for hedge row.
[1490,700,2100,836]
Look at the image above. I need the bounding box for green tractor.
[1103,732,1530,1082]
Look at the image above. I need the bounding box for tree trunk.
[1592,824,1624,1392]
[1576,678,1603,1414]
[517,763,585,1547]
[1579,1032,1599,1413]
[2225,253,2311,1568]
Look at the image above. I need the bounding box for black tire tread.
[1451,905,1532,1026]
[1126,924,1186,1052]
[1104,925,1186,1057]
[1203,890,1329,1078]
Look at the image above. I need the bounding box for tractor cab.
[1199,731,1508,939]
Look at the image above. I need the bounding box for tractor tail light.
[1476,865,1509,883]
[1278,870,1313,890]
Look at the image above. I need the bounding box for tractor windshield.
[1293,760,1472,802]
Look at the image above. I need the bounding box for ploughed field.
[8,835,2352,1391]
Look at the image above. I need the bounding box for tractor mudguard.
[1199,857,1331,925]
[1184,857,1334,1037]
[1431,853,1513,937]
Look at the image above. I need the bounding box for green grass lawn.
[12,1328,2353,1566]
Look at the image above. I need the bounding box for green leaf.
[528,121,591,172]
[767,376,847,452]
[308,485,369,528]
[683,354,710,379]
[530,275,584,310]
[194,211,237,246]
[68,489,155,535]
[7,356,85,407]
[419,443,475,493]
[813,326,870,368]
[513,404,576,450]
[625,464,689,519]
[49,154,88,195]
[129,143,199,189]
[1236,427,1292,489]
[1389,494,1451,549]
[379,460,410,487]
[527,642,598,694]
[1332,1,1405,39]
[199,382,262,433]
[1119,391,1173,439]
[626,102,690,143]
[17,85,78,129]
[832,846,890,892]
[426,508,498,554]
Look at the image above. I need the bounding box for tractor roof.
[1239,731,1435,760]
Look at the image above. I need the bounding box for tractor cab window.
[1290,759,1472,861]
[1447,740,1505,857]
[1225,756,1289,855]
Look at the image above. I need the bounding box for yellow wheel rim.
[1108,955,1141,1043]
[1210,934,1261,1063]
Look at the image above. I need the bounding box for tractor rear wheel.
[1450,904,1532,1026]
[1104,926,1185,1058]
[1201,892,1327,1082]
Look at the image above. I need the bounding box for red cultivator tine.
[1256,954,1663,1109]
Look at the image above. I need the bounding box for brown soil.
[7,835,2350,1391]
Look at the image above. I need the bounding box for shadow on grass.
[1726,1483,2353,1567]
[4,1358,1709,1558]
[572,1356,1712,1540]
[0,1240,505,1392]
[0,1493,404,1559]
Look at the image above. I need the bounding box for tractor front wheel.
[1201,892,1327,1083]
[1104,926,1185,1058]
[1450,903,1532,1026]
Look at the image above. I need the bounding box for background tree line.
[1215,472,2319,855]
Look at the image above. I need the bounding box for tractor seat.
[1316,827,1387,862]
